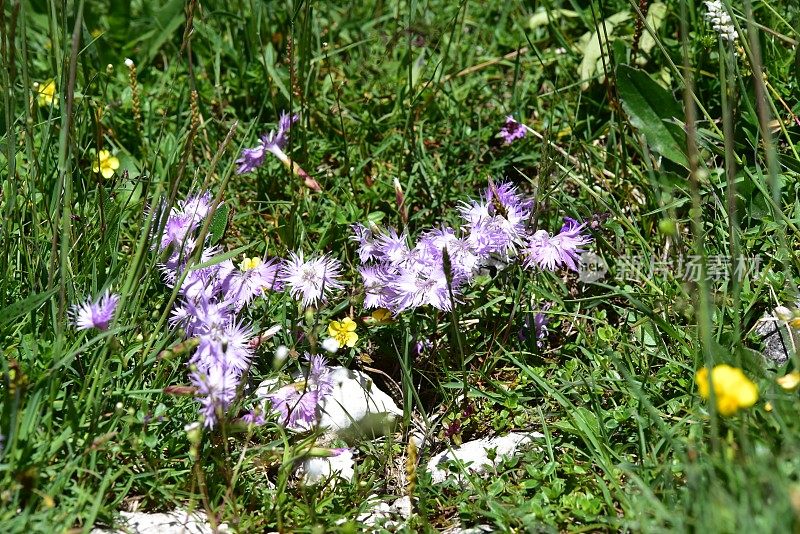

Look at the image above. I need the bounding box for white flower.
[704,1,738,42]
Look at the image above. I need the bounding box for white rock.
[441,525,494,534]
[355,495,393,527]
[390,496,413,519]
[319,367,402,438]
[91,510,227,534]
[300,449,355,485]
[426,432,543,484]
[354,495,412,529]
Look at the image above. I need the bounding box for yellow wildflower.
[328,317,358,349]
[92,150,120,179]
[370,308,394,324]
[695,364,758,416]
[240,257,262,271]
[777,371,800,391]
[35,79,57,107]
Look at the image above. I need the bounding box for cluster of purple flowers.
[499,115,527,144]
[154,191,346,428]
[353,181,592,314]
[155,193,257,428]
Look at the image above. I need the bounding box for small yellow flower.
[370,308,394,324]
[92,149,120,179]
[35,79,57,107]
[240,256,262,272]
[695,364,758,416]
[777,371,800,391]
[764,402,773,412]
[328,317,358,349]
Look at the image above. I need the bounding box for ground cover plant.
[2,0,800,531]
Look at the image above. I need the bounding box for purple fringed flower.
[70,290,120,331]
[392,266,460,312]
[499,115,527,144]
[170,295,232,337]
[152,192,215,253]
[375,228,409,265]
[191,364,241,429]
[236,111,299,174]
[279,252,343,308]
[265,354,334,431]
[524,218,592,271]
[226,257,281,310]
[360,265,393,309]
[350,180,594,315]
[241,410,266,426]
[190,322,254,375]
[235,145,266,175]
[459,182,533,260]
[180,191,214,224]
[351,223,381,262]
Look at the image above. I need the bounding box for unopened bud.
[394,177,408,224]
[184,422,202,443]
[274,345,290,367]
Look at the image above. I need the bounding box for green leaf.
[0,288,58,329]
[639,3,668,57]
[144,0,185,65]
[208,203,231,245]
[616,64,689,168]
[528,8,579,30]
[579,12,630,90]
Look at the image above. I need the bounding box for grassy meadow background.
[2,0,800,531]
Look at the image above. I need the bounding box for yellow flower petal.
[371,308,393,323]
[695,364,758,416]
[328,321,342,337]
[241,257,262,271]
[343,331,358,347]
[108,156,120,170]
[101,166,115,179]
[695,367,710,399]
[36,79,57,107]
